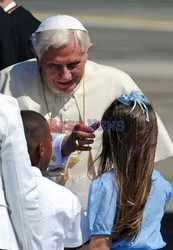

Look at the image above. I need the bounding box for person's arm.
[87,171,117,250]
[48,122,99,173]
[64,195,90,248]
[48,133,69,172]
[89,235,111,250]
[0,94,42,250]
[61,122,99,156]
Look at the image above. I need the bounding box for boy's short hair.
[21,110,49,154]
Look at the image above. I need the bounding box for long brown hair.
[99,99,158,241]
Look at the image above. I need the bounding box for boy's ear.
[30,143,41,166]
[39,142,45,158]
[35,142,45,168]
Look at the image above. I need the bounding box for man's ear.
[85,43,93,62]
[32,49,39,63]
[87,43,94,54]
[28,39,39,60]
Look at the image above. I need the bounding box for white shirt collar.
[4,2,16,12]
[32,166,42,177]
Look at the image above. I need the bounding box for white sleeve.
[0,94,42,250]
[64,197,90,248]
[48,133,69,171]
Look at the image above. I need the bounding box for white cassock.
[0,59,173,210]
[0,94,42,249]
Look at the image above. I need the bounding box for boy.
[21,110,89,250]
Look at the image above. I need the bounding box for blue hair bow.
[117,91,150,122]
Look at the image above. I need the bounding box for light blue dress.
[87,169,172,249]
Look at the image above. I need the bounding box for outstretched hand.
[61,122,99,156]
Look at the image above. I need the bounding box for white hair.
[31,29,91,59]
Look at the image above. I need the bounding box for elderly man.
[0,15,173,210]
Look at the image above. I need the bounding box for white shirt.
[32,167,89,249]
[0,94,42,250]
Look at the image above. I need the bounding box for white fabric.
[43,133,69,177]
[4,1,16,12]
[49,133,68,170]
[32,167,89,249]
[0,94,42,249]
[0,59,173,211]
[35,15,87,33]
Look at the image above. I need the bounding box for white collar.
[4,2,16,12]
[32,166,42,177]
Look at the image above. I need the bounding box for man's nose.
[60,67,72,80]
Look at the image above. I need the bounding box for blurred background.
[18,0,173,248]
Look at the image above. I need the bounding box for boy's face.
[39,132,52,171]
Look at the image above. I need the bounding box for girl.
[87,91,172,249]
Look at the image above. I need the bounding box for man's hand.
[61,122,99,156]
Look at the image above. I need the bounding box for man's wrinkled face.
[39,43,88,93]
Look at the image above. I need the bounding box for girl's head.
[99,91,158,241]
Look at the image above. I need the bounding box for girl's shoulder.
[88,169,117,236]
[92,169,115,190]
[152,169,171,186]
[152,169,161,180]
[152,169,172,198]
